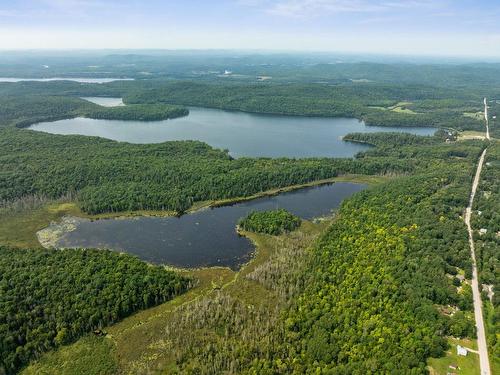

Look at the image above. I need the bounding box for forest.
[238,209,301,235]
[0,126,419,214]
[83,138,483,374]
[3,51,500,89]
[0,76,490,133]
[0,247,190,375]
[0,59,497,374]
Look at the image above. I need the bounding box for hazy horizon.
[1,1,500,58]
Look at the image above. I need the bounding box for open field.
[369,101,418,114]
[458,131,487,141]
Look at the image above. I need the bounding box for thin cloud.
[40,0,119,16]
[0,10,19,17]
[253,0,446,18]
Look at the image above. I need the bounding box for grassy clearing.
[369,101,417,114]
[0,202,81,248]
[428,338,480,375]
[463,112,484,121]
[20,219,327,374]
[22,336,117,375]
[458,131,487,141]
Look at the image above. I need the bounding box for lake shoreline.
[35,180,370,269]
[27,106,438,158]
[59,174,384,222]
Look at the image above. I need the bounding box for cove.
[38,182,366,270]
[29,107,438,158]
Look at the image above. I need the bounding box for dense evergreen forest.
[0,57,498,373]
[1,128,406,214]
[0,95,187,126]
[0,247,190,374]
[0,76,489,132]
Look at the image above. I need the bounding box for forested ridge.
[0,247,190,375]
[0,95,187,127]
[0,126,416,215]
[124,81,485,131]
[0,78,488,132]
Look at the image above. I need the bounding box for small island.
[238,209,301,235]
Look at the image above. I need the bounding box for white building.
[457,345,468,356]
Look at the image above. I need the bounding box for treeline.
[0,247,190,375]
[343,131,440,147]
[238,209,301,235]
[84,103,188,121]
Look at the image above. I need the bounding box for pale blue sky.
[0,0,499,56]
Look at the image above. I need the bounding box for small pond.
[38,183,366,269]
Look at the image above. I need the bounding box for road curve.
[464,98,490,375]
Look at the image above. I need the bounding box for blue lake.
[30,106,437,158]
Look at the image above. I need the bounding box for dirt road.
[464,99,490,375]
[484,97,490,140]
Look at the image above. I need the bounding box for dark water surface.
[56,183,366,269]
[29,107,437,158]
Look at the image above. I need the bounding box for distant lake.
[42,183,366,269]
[0,77,134,83]
[81,97,125,106]
[29,107,437,158]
